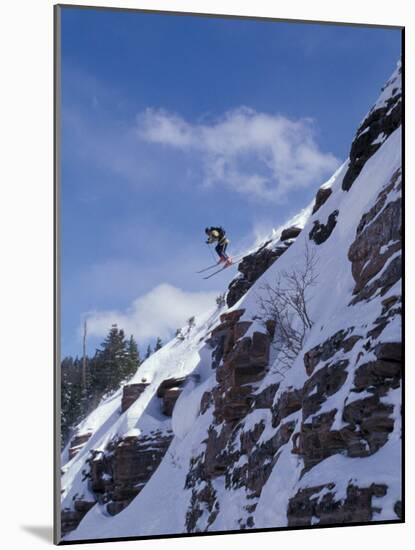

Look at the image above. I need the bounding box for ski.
[198,253,245,274]
[196,262,221,274]
[203,262,234,279]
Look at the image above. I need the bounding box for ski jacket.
[206,227,228,245]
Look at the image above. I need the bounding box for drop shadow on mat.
[21,525,54,543]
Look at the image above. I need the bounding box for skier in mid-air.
[205,226,232,267]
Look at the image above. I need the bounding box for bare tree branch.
[255,243,318,372]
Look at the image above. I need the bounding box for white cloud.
[136,107,340,201]
[84,283,218,343]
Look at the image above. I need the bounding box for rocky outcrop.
[303,328,361,376]
[367,294,401,340]
[280,226,302,241]
[211,311,271,424]
[184,310,275,530]
[68,431,92,460]
[62,428,174,533]
[342,63,402,192]
[156,376,188,397]
[186,264,401,531]
[302,360,349,420]
[354,343,401,397]
[89,429,173,516]
[161,388,180,416]
[348,169,402,304]
[309,210,339,245]
[287,482,388,526]
[232,419,296,498]
[61,499,96,537]
[293,394,394,472]
[254,383,280,409]
[227,242,292,308]
[121,382,149,412]
[292,325,401,473]
[312,186,332,214]
[271,387,303,428]
[157,376,188,416]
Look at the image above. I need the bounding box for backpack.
[212,226,225,239]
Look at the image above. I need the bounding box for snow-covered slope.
[59,61,402,541]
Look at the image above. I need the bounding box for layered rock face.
[348,168,401,304]
[287,482,388,526]
[342,63,402,192]
[185,309,276,531]
[210,310,271,423]
[91,429,174,516]
[61,428,174,535]
[184,297,401,532]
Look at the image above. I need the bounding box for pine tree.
[123,334,140,380]
[61,356,84,446]
[60,327,145,448]
[128,335,140,363]
[145,344,152,359]
[154,337,163,352]
[92,324,129,394]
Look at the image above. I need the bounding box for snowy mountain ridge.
[60,61,402,541]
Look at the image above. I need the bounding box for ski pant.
[215,241,228,259]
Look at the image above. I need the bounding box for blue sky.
[60,6,401,358]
